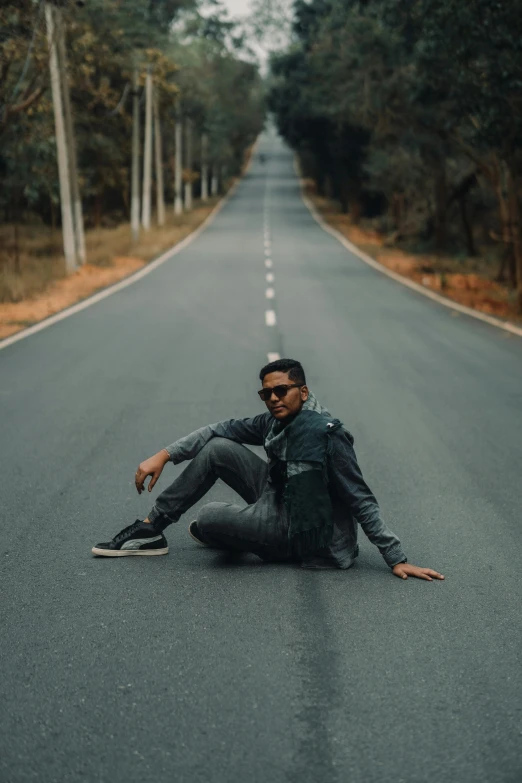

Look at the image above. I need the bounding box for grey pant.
[148,438,293,560]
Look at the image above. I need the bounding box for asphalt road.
[1,131,521,783]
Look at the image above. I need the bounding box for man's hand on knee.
[135,449,170,494]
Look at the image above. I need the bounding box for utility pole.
[184,117,193,211]
[45,2,76,273]
[141,67,153,230]
[131,67,140,242]
[153,86,165,227]
[174,113,183,215]
[201,132,209,201]
[55,5,85,264]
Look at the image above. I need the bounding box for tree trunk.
[13,218,20,275]
[121,184,129,217]
[324,175,333,200]
[153,87,165,227]
[141,67,153,230]
[50,195,56,232]
[315,174,325,197]
[174,115,183,215]
[56,7,86,264]
[184,118,193,211]
[131,68,140,242]
[459,193,476,256]
[348,196,362,223]
[94,193,102,228]
[434,165,448,253]
[495,247,510,285]
[201,133,209,201]
[391,193,405,233]
[45,2,76,273]
[506,165,522,311]
[493,157,517,287]
[339,177,353,215]
[211,165,218,197]
[12,144,21,274]
[346,176,362,223]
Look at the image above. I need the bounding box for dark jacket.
[165,412,407,570]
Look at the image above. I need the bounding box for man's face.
[261,371,309,421]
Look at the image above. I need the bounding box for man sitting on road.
[92,359,444,581]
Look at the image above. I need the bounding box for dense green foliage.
[268,0,522,303]
[0,0,265,228]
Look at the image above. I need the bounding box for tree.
[0,0,264,288]
[269,0,522,308]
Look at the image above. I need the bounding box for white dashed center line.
[263,190,277,338]
[267,352,280,362]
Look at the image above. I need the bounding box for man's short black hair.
[259,358,306,385]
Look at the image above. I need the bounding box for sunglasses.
[257,383,303,402]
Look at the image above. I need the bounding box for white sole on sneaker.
[91,546,169,557]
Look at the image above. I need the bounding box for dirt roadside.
[0,134,259,343]
[0,197,225,342]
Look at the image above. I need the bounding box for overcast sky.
[217,0,291,70]
[221,0,253,19]
[218,0,270,69]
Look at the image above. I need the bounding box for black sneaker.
[92,520,169,557]
[188,520,210,547]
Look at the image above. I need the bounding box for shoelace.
[113,519,142,544]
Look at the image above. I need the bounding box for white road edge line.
[265,310,277,326]
[0,141,260,352]
[265,288,275,299]
[299,173,522,339]
[267,352,280,362]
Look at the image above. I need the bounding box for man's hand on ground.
[135,449,170,494]
[392,563,445,581]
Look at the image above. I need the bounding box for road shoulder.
[301,184,522,339]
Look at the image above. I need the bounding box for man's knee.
[197,501,230,530]
[201,437,238,463]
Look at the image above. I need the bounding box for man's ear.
[301,385,309,401]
